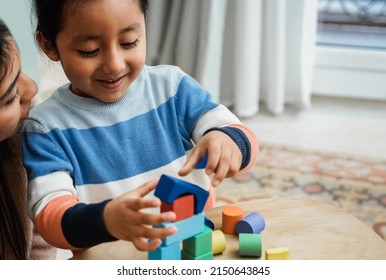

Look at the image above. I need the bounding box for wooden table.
[72,197,386,260]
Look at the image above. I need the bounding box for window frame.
[313,0,386,101]
[312,46,386,100]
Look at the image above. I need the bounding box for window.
[312,0,386,100]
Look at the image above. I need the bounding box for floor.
[55,95,386,259]
[242,95,386,160]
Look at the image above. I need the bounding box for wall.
[0,1,40,84]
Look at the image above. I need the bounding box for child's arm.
[179,124,258,187]
[22,120,176,252]
[33,178,176,252]
[171,70,258,186]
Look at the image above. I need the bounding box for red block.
[161,194,194,222]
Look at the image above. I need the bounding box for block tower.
[148,173,212,260]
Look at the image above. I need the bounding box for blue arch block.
[154,174,209,213]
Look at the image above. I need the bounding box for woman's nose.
[18,72,38,103]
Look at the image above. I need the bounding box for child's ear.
[36,32,60,61]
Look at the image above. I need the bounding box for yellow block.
[212,230,226,255]
[265,247,290,260]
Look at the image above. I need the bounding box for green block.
[239,233,262,257]
[181,249,213,260]
[183,225,212,256]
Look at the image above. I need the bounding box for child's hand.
[178,130,242,187]
[103,178,176,251]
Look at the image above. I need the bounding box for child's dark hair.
[32,0,148,49]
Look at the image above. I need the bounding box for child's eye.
[122,39,139,49]
[78,49,99,58]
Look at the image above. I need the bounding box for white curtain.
[146,0,318,117]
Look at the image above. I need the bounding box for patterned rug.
[216,143,386,241]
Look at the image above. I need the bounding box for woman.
[0,18,55,259]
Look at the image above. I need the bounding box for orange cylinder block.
[222,205,243,234]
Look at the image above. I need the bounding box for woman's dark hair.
[0,18,28,260]
[32,0,148,49]
[0,18,12,82]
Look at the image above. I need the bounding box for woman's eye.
[122,39,139,49]
[78,49,99,58]
[5,90,20,106]
[5,96,17,105]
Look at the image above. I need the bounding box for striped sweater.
[22,65,258,251]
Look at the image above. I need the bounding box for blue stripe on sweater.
[174,75,218,137]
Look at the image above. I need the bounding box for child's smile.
[97,75,126,90]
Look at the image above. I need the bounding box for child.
[0,18,55,259]
[23,0,258,254]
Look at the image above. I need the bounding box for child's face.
[0,38,38,141]
[53,0,146,103]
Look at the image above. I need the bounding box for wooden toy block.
[181,249,213,260]
[204,216,215,230]
[236,212,266,234]
[222,205,244,234]
[195,155,208,169]
[212,230,226,255]
[161,194,194,222]
[265,247,290,260]
[155,212,205,246]
[148,241,181,260]
[182,225,212,256]
[154,174,209,213]
[238,233,262,257]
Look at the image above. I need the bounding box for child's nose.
[102,49,125,74]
